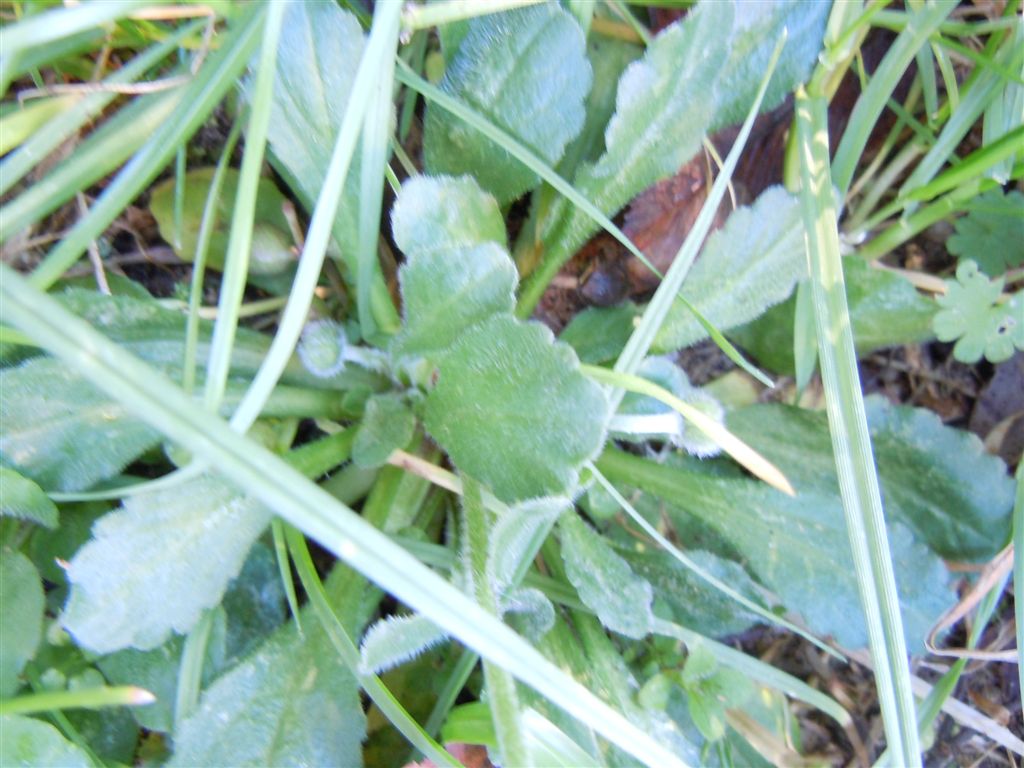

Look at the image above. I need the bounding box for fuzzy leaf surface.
[0,467,58,528]
[260,1,363,259]
[597,448,951,651]
[170,618,364,767]
[488,497,568,593]
[0,358,161,492]
[353,394,416,468]
[423,4,591,203]
[730,258,937,372]
[359,614,448,675]
[0,552,44,697]
[559,513,654,639]
[654,186,806,351]
[0,715,91,768]
[946,189,1024,276]
[424,315,608,502]
[726,397,1015,562]
[63,474,271,653]
[391,175,506,256]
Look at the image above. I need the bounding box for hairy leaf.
[353,394,416,468]
[0,552,44,697]
[0,467,58,528]
[731,258,937,373]
[391,175,506,256]
[934,260,1023,363]
[597,448,951,651]
[424,4,591,204]
[63,474,271,653]
[488,497,569,593]
[727,398,1015,562]
[559,512,654,639]
[0,358,161,492]
[0,715,91,768]
[359,613,448,675]
[259,1,363,258]
[502,586,556,641]
[170,618,364,767]
[654,186,806,351]
[149,168,293,274]
[946,188,1024,276]
[424,315,608,502]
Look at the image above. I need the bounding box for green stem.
[401,0,544,31]
[0,686,155,716]
[462,476,530,767]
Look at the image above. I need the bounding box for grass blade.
[795,88,920,766]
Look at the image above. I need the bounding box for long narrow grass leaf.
[0,265,689,768]
[795,88,920,766]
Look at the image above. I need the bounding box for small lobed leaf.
[946,188,1024,276]
[559,512,654,639]
[0,715,91,768]
[359,613,448,675]
[934,260,1024,364]
[424,315,608,502]
[423,4,592,204]
[0,358,161,492]
[352,393,416,468]
[63,474,272,653]
[0,551,44,697]
[170,618,364,767]
[654,186,807,352]
[0,467,58,528]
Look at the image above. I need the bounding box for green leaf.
[424,315,608,502]
[391,175,506,256]
[169,618,364,767]
[596,447,953,651]
[63,474,272,653]
[0,358,161,492]
[148,168,293,274]
[946,189,1024,276]
[359,614,448,675]
[353,394,416,468]
[558,303,639,365]
[731,258,937,373]
[260,1,364,262]
[423,4,591,204]
[487,497,568,593]
[502,586,555,641]
[0,552,44,698]
[934,260,1024,364]
[559,512,654,639]
[653,187,806,352]
[726,398,1015,562]
[0,714,91,768]
[0,467,58,528]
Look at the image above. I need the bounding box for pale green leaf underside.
[934,260,1024,363]
[359,613,448,675]
[424,4,591,204]
[488,497,568,592]
[170,619,364,768]
[0,552,44,697]
[0,715,91,768]
[424,315,608,502]
[0,467,59,528]
[353,393,416,468]
[654,186,806,352]
[64,474,271,653]
[559,512,654,639]
[260,1,363,257]
[0,358,161,492]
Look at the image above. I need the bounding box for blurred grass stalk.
[794,88,921,767]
